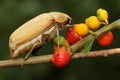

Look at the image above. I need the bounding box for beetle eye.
[58,17,73,29]
[65,18,72,25]
[64,18,73,28]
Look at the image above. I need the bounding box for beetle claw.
[21,55,29,69]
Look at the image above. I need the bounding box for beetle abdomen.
[9,13,55,49]
[10,24,57,58]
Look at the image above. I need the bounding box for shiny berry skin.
[66,28,80,45]
[85,16,101,30]
[74,23,89,36]
[97,31,113,46]
[52,49,71,68]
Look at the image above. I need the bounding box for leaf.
[81,37,95,55]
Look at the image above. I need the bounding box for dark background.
[0,0,120,80]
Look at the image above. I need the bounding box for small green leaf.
[81,37,95,55]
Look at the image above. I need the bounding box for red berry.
[52,49,71,68]
[97,31,113,46]
[66,28,80,45]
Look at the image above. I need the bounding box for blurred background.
[0,0,120,80]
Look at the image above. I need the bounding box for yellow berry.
[85,16,101,30]
[74,23,89,36]
[97,8,108,24]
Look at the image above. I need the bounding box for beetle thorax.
[49,12,72,29]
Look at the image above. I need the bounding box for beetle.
[9,12,72,61]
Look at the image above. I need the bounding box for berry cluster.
[66,8,113,46]
[52,8,114,68]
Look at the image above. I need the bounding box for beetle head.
[63,15,72,27]
[49,12,72,29]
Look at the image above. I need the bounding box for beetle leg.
[22,42,43,68]
[56,25,60,54]
[32,34,51,56]
[25,43,39,59]
[31,34,51,56]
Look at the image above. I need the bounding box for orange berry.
[74,23,89,36]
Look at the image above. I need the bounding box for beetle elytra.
[9,12,72,60]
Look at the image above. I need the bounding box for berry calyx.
[74,23,89,36]
[97,8,109,24]
[66,28,81,45]
[97,31,113,46]
[85,16,101,30]
[52,49,71,68]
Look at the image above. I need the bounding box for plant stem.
[70,19,120,52]
[0,48,120,68]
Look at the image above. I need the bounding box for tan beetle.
[9,12,72,61]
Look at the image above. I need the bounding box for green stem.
[70,19,120,53]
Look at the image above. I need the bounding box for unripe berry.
[97,8,109,24]
[85,16,101,30]
[53,36,66,46]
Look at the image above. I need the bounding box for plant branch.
[0,48,120,68]
[70,19,120,52]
